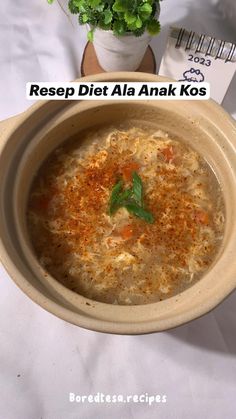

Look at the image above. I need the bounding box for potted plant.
[48,0,161,71]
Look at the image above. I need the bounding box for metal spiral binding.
[185,31,195,51]
[205,37,215,57]
[196,34,205,53]
[175,28,185,48]
[226,43,236,63]
[174,27,236,62]
[215,40,225,60]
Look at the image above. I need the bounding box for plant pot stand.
[81,42,156,76]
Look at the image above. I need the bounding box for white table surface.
[0,1,236,418]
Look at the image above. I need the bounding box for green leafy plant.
[48,0,161,41]
[109,171,154,224]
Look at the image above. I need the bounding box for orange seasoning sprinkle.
[121,161,140,181]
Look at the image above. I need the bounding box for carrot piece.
[161,146,174,163]
[121,162,140,181]
[194,210,209,225]
[120,224,134,240]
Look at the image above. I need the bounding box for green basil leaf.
[117,187,133,204]
[125,202,154,224]
[132,171,143,206]
[109,180,123,214]
[109,172,154,224]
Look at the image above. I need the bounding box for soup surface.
[27,123,225,305]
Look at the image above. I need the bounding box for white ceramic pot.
[91,5,160,71]
[93,29,152,71]
[1,73,236,335]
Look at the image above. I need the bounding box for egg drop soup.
[27,123,225,305]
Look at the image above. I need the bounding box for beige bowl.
[1,72,236,334]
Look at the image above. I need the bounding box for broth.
[27,123,225,305]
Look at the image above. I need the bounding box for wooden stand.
[81,42,156,76]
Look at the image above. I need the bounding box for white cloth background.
[0,1,235,418]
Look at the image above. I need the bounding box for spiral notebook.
[159,27,236,103]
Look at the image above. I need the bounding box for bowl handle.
[0,113,23,154]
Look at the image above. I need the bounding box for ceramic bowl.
[1,72,236,334]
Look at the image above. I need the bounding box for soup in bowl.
[27,122,225,305]
[0,73,236,334]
